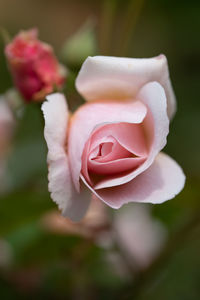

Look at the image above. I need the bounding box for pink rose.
[5,29,66,102]
[42,55,185,221]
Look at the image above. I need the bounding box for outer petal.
[94,82,169,190]
[68,100,147,191]
[42,93,90,221]
[76,55,176,119]
[95,152,185,208]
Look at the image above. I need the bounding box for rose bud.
[5,29,66,102]
[42,55,185,222]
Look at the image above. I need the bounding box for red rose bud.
[5,29,67,102]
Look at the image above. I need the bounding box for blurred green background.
[0,0,200,299]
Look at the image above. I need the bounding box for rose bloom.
[42,55,185,221]
[114,203,167,269]
[5,29,66,102]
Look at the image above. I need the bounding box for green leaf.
[61,19,98,68]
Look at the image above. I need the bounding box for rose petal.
[89,137,132,162]
[87,123,147,175]
[94,152,185,208]
[83,133,145,184]
[94,82,169,190]
[76,55,176,118]
[88,157,146,175]
[114,204,167,268]
[90,123,148,157]
[42,93,69,162]
[68,100,147,191]
[42,93,91,221]
[61,179,91,222]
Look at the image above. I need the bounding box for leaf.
[61,19,98,68]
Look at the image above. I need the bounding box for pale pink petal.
[114,204,167,269]
[94,82,169,190]
[42,93,69,162]
[42,93,91,221]
[76,55,176,118]
[95,152,185,208]
[88,157,145,175]
[68,100,147,191]
[87,125,146,175]
[89,138,132,162]
[48,159,91,222]
[61,179,91,222]
[81,137,92,185]
[90,123,147,157]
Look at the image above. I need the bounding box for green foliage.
[61,19,98,69]
[6,103,47,191]
[135,228,200,300]
[0,190,53,236]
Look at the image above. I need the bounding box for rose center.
[81,122,148,181]
[96,142,113,158]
